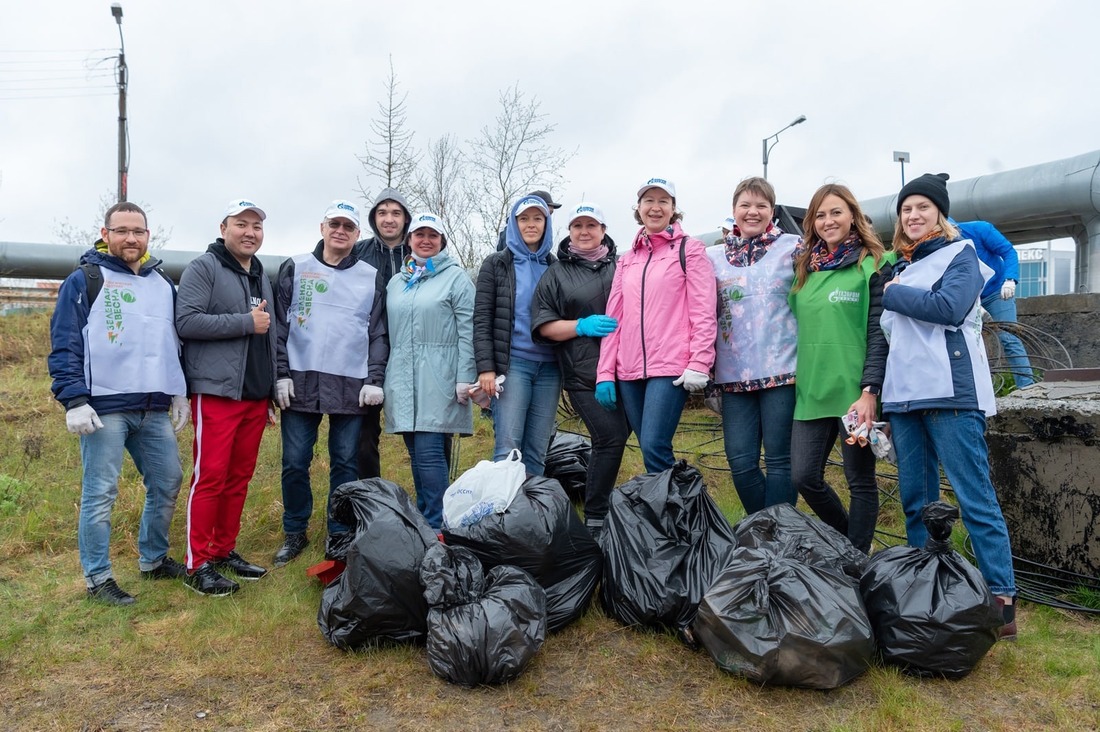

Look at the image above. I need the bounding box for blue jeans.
[618,377,689,473]
[403,432,448,530]
[791,417,879,553]
[78,410,183,587]
[280,410,361,536]
[889,408,1017,596]
[982,292,1034,388]
[721,386,796,514]
[492,356,562,476]
[567,389,631,525]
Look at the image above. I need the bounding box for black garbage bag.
[324,530,355,563]
[599,461,737,641]
[318,478,439,649]
[733,503,868,581]
[859,501,1002,678]
[442,475,601,633]
[543,432,591,500]
[420,543,548,687]
[695,546,874,689]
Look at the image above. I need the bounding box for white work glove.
[170,395,191,433]
[467,374,505,408]
[359,384,384,407]
[66,404,104,435]
[1001,279,1016,300]
[455,383,473,406]
[672,368,709,393]
[275,378,295,410]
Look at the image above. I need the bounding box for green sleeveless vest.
[789,252,894,420]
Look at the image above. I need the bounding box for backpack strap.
[78,262,174,305]
[79,263,103,305]
[679,236,688,274]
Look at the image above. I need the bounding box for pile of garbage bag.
[733,502,868,581]
[695,546,874,689]
[318,478,438,649]
[543,432,592,500]
[860,501,1003,678]
[420,543,547,687]
[443,474,602,633]
[599,461,737,642]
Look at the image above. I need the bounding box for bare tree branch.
[52,191,172,249]
[356,56,420,205]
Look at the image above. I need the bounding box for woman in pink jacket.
[595,178,717,472]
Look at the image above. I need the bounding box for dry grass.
[1,311,1099,731]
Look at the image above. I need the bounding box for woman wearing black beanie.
[879,172,1019,640]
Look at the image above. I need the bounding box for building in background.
[1016,239,1076,298]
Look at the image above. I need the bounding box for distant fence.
[0,281,60,315]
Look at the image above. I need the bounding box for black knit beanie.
[897,173,950,217]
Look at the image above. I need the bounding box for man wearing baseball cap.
[175,198,277,596]
[270,200,389,567]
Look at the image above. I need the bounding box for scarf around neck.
[807,231,861,272]
[724,221,783,267]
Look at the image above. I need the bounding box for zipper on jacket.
[638,245,655,379]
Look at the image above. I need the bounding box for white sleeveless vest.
[707,234,799,384]
[285,254,377,378]
[84,267,186,397]
[880,240,996,415]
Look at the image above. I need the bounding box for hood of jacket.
[504,198,554,263]
[208,239,265,279]
[633,220,687,251]
[80,241,164,275]
[555,233,617,265]
[367,187,412,242]
[399,249,461,282]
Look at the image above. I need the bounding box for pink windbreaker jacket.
[596,222,717,383]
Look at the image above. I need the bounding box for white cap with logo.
[409,211,445,235]
[222,198,267,221]
[323,199,360,228]
[567,202,606,227]
[637,177,676,200]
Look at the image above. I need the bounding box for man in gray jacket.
[271,200,389,566]
[175,198,277,596]
[352,188,411,479]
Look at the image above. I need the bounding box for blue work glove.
[575,315,619,338]
[595,381,617,411]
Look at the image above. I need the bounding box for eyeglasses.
[106,227,150,237]
[326,220,358,232]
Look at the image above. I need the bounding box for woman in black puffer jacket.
[531,202,630,533]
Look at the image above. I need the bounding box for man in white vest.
[271,200,389,566]
[48,201,191,606]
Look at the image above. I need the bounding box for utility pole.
[111,3,128,202]
[761,115,807,181]
[893,151,910,187]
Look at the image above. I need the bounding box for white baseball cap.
[409,211,445,235]
[514,196,550,216]
[637,177,676,199]
[323,199,360,228]
[720,216,736,231]
[567,202,606,227]
[222,198,267,221]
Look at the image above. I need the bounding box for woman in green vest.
[788,184,894,553]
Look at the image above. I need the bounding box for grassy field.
[1,311,1098,731]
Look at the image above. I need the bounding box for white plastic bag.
[442,449,526,529]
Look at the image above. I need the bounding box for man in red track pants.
[175,199,278,596]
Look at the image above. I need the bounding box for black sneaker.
[87,578,136,606]
[214,550,268,581]
[185,562,239,597]
[141,556,187,580]
[274,533,309,567]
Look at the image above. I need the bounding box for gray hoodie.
[353,187,412,284]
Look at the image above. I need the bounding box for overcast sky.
[2,0,1097,259]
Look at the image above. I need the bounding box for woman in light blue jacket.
[383,212,476,530]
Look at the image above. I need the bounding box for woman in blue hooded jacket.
[473,195,562,476]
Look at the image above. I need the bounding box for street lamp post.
[111,3,128,203]
[761,115,807,180]
[893,150,910,187]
